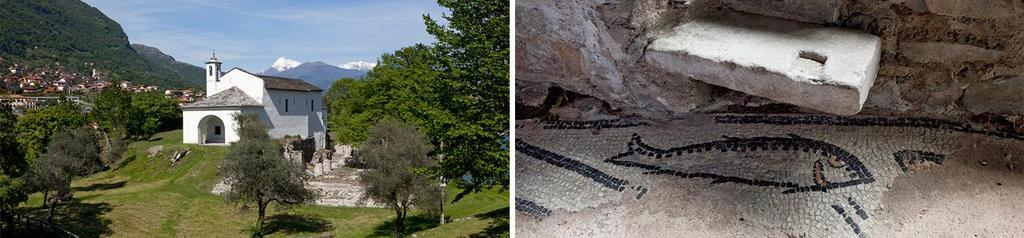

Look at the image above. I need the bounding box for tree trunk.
[43,189,54,221]
[257,200,268,235]
[47,202,56,223]
[439,143,446,225]
[104,131,112,153]
[439,178,445,225]
[394,203,406,238]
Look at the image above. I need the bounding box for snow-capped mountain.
[263,60,367,91]
[338,61,377,72]
[263,57,302,75]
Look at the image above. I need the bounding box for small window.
[208,66,212,76]
[310,99,314,111]
[214,126,221,135]
[285,99,289,112]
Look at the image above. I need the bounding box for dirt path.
[514,114,1024,237]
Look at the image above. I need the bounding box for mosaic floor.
[515,114,1024,237]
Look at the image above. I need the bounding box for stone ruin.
[280,136,355,177]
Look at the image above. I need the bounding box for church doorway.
[199,115,226,144]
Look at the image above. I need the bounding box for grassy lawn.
[18,130,509,237]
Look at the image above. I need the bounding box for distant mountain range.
[262,57,367,91]
[338,61,376,71]
[0,0,203,89]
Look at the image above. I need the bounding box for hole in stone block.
[799,51,828,64]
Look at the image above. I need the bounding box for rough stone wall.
[516,0,711,119]
[516,0,1024,128]
[282,136,342,176]
[282,136,315,164]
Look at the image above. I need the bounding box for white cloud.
[338,61,376,71]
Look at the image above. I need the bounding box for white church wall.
[207,70,265,101]
[182,109,242,145]
[261,89,327,149]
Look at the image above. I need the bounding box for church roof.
[258,75,323,92]
[181,86,261,109]
[223,67,323,92]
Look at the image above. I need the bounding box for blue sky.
[83,0,447,71]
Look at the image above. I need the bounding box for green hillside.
[132,44,204,87]
[19,130,508,237]
[0,0,202,88]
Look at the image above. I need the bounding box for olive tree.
[358,119,441,238]
[219,113,316,235]
[25,126,104,221]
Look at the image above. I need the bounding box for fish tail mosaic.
[604,133,875,194]
[516,139,630,191]
[516,114,1024,237]
[515,198,552,220]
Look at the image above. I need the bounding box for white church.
[182,53,327,149]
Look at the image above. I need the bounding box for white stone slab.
[646,12,881,115]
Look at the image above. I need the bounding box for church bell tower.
[205,50,222,93]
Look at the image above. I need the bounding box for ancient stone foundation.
[280,136,339,176]
[282,136,315,164]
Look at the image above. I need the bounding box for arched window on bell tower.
[206,51,222,83]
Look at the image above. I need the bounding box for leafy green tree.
[92,85,138,136]
[25,126,104,221]
[14,100,88,163]
[326,78,372,144]
[359,119,441,238]
[93,87,180,143]
[327,45,443,145]
[91,85,140,168]
[423,0,510,193]
[220,114,317,235]
[0,103,26,235]
[91,89,177,166]
[0,175,26,234]
[324,77,362,105]
[130,91,182,138]
[0,102,25,176]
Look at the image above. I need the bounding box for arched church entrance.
[198,115,226,144]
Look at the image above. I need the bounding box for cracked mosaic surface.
[515,114,1024,237]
